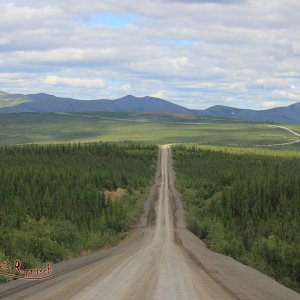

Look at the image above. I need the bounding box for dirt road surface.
[0,145,299,299]
[257,125,300,146]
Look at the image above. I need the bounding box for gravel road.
[0,145,299,299]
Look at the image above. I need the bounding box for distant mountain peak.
[27,92,57,97]
[118,95,157,101]
[0,90,9,96]
[0,90,299,124]
[290,102,300,109]
[117,95,139,100]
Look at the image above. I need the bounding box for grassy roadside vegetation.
[173,145,300,292]
[288,124,300,133]
[0,142,157,282]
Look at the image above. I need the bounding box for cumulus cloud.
[0,0,299,109]
[0,37,10,45]
[163,0,243,4]
[0,3,67,30]
[41,76,106,88]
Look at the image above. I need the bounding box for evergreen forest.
[0,142,157,281]
[173,146,300,292]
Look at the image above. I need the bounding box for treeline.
[173,146,300,292]
[0,143,157,279]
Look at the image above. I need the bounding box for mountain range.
[0,90,299,124]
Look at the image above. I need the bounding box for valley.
[1,112,300,151]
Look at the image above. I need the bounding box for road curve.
[257,125,300,147]
[271,125,300,137]
[0,145,299,299]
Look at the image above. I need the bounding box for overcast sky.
[0,0,299,109]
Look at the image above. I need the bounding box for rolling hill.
[0,92,191,114]
[199,103,300,124]
[0,90,299,124]
[0,90,31,108]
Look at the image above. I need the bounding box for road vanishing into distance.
[0,145,299,299]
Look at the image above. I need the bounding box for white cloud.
[254,78,298,89]
[151,90,169,99]
[261,101,280,109]
[121,84,132,93]
[260,101,295,109]
[0,3,67,30]
[0,37,10,45]
[0,0,299,109]
[41,76,106,88]
[11,48,118,63]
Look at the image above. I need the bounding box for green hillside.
[0,91,30,108]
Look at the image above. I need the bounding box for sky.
[0,0,299,109]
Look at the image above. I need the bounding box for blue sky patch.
[160,39,194,46]
[89,13,138,27]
